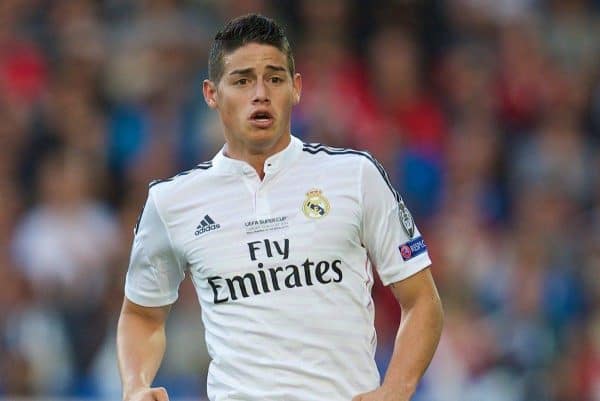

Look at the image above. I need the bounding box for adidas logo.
[195,215,221,236]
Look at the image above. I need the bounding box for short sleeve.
[124,188,186,306]
[359,157,432,285]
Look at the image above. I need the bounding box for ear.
[292,73,302,105]
[203,79,218,109]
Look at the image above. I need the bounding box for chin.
[247,126,278,138]
[247,129,285,148]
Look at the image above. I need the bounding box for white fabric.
[125,136,432,401]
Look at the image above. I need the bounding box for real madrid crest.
[398,201,415,238]
[302,189,330,219]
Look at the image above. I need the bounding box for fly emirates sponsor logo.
[207,238,342,304]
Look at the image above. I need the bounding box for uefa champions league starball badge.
[398,201,415,238]
[302,189,330,219]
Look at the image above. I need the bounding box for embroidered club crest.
[302,189,330,219]
[398,201,415,238]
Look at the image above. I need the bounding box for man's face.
[203,43,301,155]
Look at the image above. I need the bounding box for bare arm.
[354,267,444,401]
[117,297,172,401]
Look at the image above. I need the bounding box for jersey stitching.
[137,240,170,300]
[133,202,145,235]
[149,161,213,188]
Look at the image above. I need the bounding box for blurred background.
[0,0,599,400]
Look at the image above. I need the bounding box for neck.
[224,134,291,179]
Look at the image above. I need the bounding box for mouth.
[249,110,274,128]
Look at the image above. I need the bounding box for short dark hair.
[208,14,295,83]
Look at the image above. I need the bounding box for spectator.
[0,2,598,399]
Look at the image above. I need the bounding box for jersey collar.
[212,135,303,176]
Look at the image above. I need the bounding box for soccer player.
[117,14,443,401]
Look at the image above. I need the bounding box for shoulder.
[301,142,390,176]
[300,142,377,165]
[301,142,401,203]
[149,160,214,189]
[147,160,215,206]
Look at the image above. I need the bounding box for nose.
[252,80,270,104]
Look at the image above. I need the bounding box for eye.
[270,76,283,84]
[235,78,249,85]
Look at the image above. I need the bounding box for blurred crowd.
[0,0,599,400]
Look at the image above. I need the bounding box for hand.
[125,387,170,401]
[352,386,411,401]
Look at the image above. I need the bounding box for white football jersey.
[125,136,432,401]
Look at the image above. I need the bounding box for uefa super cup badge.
[302,189,330,219]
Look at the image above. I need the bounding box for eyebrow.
[265,65,287,73]
[229,65,287,76]
[229,68,253,76]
